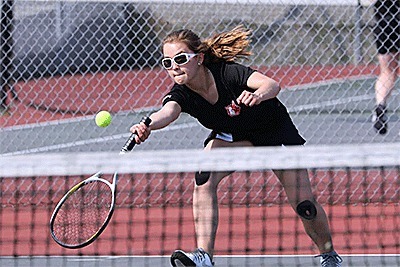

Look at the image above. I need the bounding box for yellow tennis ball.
[95,111,112,127]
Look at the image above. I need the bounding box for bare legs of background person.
[373,53,399,134]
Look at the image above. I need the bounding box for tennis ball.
[95,111,112,127]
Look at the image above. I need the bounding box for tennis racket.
[49,172,117,248]
[50,116,151,249]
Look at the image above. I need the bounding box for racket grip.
[120,117,152,154]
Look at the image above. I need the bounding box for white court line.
[3,254,398,259]
[283,75,399,112]
[287,90,399,113]
[1,122,200,156]
[288,94,374,113]
[284,74,376,92]
[1,133,127,156]
[0,106,159,132]
[0,112,97,132]
[4,254,399,258]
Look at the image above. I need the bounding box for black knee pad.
[296,200,317,220]
[195,171,211,186]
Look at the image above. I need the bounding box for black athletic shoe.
[372,104,388,134]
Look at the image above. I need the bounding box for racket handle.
[120,116,152,154]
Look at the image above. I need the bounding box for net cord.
[1,143,399,177]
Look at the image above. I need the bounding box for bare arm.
[130,101,181,144]
[236,71,281,107]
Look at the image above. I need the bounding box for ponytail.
[162,25,252,64]
[200,25,252,64]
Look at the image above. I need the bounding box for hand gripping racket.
[120,117,152,154]
[50,116,151,249]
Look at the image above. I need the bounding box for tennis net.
[1,143,400,267]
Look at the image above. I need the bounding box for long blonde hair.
[162,25,252,64]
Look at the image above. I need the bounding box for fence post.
[354,0,364,64]
[0,0,14,114]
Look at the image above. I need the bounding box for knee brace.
[195,171,211,186]
[296,200,317,220]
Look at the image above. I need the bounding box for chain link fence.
[0,0,399,154]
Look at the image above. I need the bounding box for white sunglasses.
[161,53,198,69]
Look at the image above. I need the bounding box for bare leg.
[193,139,252,258]
[193,171,223,258]
[275,169,334,253]
[375,53,399,105]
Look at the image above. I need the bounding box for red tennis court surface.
[1,205,399,256]
[1,168,399,257]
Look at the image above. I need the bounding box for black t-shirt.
[162,61,293,135]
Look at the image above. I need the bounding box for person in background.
[130,25,342,267]
[372,0,399,134]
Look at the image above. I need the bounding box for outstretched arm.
[130,101,181,144]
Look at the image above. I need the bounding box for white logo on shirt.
[225,100,241,117]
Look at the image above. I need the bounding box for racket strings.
[52,181,112,246]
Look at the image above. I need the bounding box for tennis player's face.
[162,42,199,85]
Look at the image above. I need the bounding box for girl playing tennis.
[130,25,342,267]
